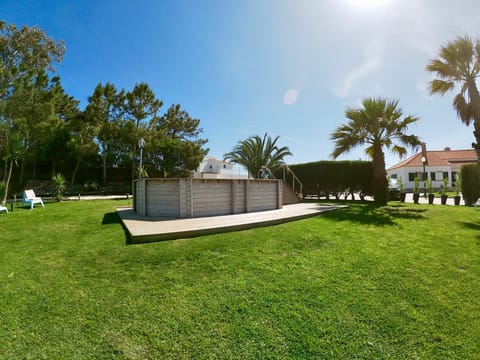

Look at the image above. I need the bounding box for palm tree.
[331,97,421,205]
[427,35,480,160]
[224,133,292,178]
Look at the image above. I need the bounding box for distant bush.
[100,182,132,195]
[22,179,131,197]
[83,180,99,192]
[460,164,480,205]
[23,180,53,196]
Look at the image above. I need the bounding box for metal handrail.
[282,165,303,197]
[258,166,275,179]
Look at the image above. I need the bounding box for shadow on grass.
[102,211,133,245]
[457,221,480,242]
[102,212,121,225]
[320,202,427,226]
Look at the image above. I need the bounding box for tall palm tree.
[331,97,421,205]
[427,35,480,160]
[224,133,292,178]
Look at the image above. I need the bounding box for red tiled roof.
[387,149,477,171]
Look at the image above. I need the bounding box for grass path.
[1,200,479,359]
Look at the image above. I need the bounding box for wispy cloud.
[416,78,432,100]
[392,2,479,58]
[333,41,384,98]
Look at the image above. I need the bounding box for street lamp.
[421,156,426,197]
[138,137,145,178]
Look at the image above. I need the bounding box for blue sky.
[1,0,478,168]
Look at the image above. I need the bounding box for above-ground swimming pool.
[133,178,283,218]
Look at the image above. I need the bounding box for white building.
[193,157,248,179]
[387,146,477,190]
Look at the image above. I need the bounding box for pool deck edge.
[117,203,346,244]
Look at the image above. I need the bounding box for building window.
[408,173,416,181]
[452,172,458,182]
[390,174,397,179]
[443,172,449,180]
[430,172,436,181]
[223,164,227,169]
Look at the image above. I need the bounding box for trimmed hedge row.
[280,160,373,199]
[460,164,480,206]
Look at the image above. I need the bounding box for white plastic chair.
[22,190,45,209]
[0,205,8,213]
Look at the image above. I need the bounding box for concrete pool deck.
[117,203,346,243]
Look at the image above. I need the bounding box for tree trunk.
[51,161,56,179]
[71,158,80,185]
[19,155,26,187]
[2,160,13,205]
[372,145,388,205]
[32,161,36,181]
[2,159,6,182]
[102,154,107,186]
[467,80,480,161]
[131,143,137,181]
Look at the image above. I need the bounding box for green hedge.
[460,164,480,206]
[280,160,373,198]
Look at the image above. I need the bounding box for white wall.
[194,172,249,180]
[197,158,234,174]
[387,166,454,190]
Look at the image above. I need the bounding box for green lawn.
[1,200,479,359]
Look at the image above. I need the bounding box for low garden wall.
[133,178,283,218]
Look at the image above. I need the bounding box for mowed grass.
[0,200,479,359]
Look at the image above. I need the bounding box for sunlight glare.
[347,0,393,9]
[283,89,298,105]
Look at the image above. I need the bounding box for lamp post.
[421,156,426,197]
[138,137,145,178]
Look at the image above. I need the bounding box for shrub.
[454,176,462,196]
[413,177,420,193]
[23,180,53,196]
[52,173,66,202]
[138,166,149,179]
[99,182,132,195]
[460,164,480,205]
[426,179,433,194]
[398,176,404,193]
[83,180,99,192]
[440,177,449,195]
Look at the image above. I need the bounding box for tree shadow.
[458,221,480,231]
[320,203,426,226]
[457,221,480,242]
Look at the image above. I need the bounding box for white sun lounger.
[22,190,45,209]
